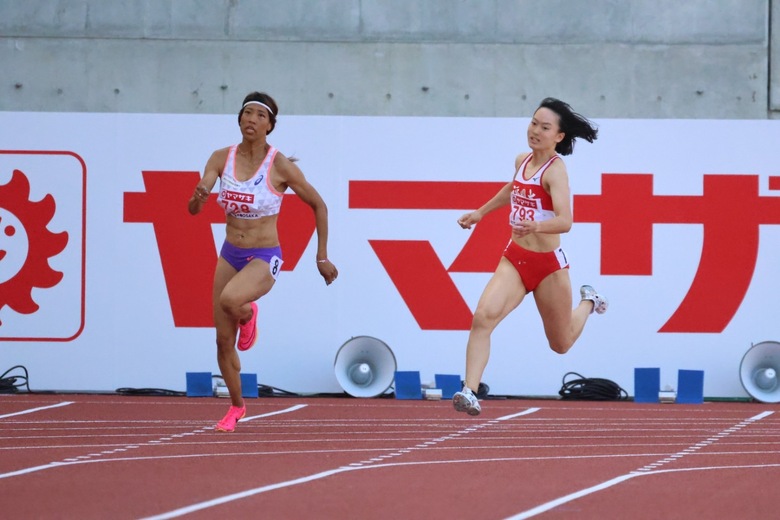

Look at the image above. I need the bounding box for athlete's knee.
[548,344,568,355]
[471,314,496,334]
[471,307,501,332]
[547,336,574,355]
[218,293,244,319]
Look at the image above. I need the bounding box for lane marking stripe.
[142,407,543,519]
[0,401,74,419]
[0,404,307,480]
[504,410,775,519]
[241,404,308,422]
[496,408,542,421]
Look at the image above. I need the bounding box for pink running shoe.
[237,302,258,352]
[215,405,246,433]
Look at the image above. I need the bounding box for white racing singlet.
[509,153,559,226]
[217,145,283,219]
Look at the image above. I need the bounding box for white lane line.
[0,448,699,468]
[0,404,308,480]
[143,407,543,519]
[507,473,639,519]
[141,466,363,520]
[497,408,542,421]
[140,453,780,520]
[345,407,543,467]
[0,461,73,479]
[241,404,308,422]
[633,410,774,473]
[504,410,775,519]
[502,459,780,520]
[0,401,74,419]
[748,411,774,421]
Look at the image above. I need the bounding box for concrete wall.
[0,0,776,118]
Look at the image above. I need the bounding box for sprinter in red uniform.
[453,98,606,416]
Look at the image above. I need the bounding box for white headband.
[242,100,275,116]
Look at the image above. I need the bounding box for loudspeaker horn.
[739,340,780,403]
[334,336,397,398]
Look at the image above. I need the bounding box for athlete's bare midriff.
[225,214,280,248]
[513,231,561,253]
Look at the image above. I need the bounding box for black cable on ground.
[558,371,628,401]
[1,365,32,394]
[211,375,346,398]
[258,384,300,397]
[115,388,186,397]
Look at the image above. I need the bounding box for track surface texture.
[1,394,778,519]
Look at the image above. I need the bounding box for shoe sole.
[594,296,609,315]
[452,394,481,416]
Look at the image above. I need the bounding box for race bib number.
[268,255,283,281]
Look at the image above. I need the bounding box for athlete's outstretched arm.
[458,181,513,229]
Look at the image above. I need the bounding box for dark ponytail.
[538,97,597,156]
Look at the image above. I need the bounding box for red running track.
[1,394,778,519]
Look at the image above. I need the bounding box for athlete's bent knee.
[547,339,574,355]
[219,294,244,319]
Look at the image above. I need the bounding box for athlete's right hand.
[457,211,482,229]
[194,185,210,203]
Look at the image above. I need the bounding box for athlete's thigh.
[213,257,238,325]
[222,258,276,303]
[533,269,573,331]
[476,257,527,320]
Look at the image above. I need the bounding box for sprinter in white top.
[217,143,283,219]
[189,91,338,432]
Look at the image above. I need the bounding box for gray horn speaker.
[739,341,780,403]
[334,336,396,398]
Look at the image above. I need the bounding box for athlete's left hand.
[511,219,539,237]
[317,259,338,285]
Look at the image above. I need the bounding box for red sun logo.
[0,169,68,321]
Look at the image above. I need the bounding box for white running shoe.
[453,387,481,416]
[580,285,608,315]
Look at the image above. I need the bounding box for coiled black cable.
[558,371,628,401]
[0,365,31,393]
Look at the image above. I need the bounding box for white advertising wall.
[1,112,779,398]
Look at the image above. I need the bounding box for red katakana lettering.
[350,180,508,330]
[574,174,780,333]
